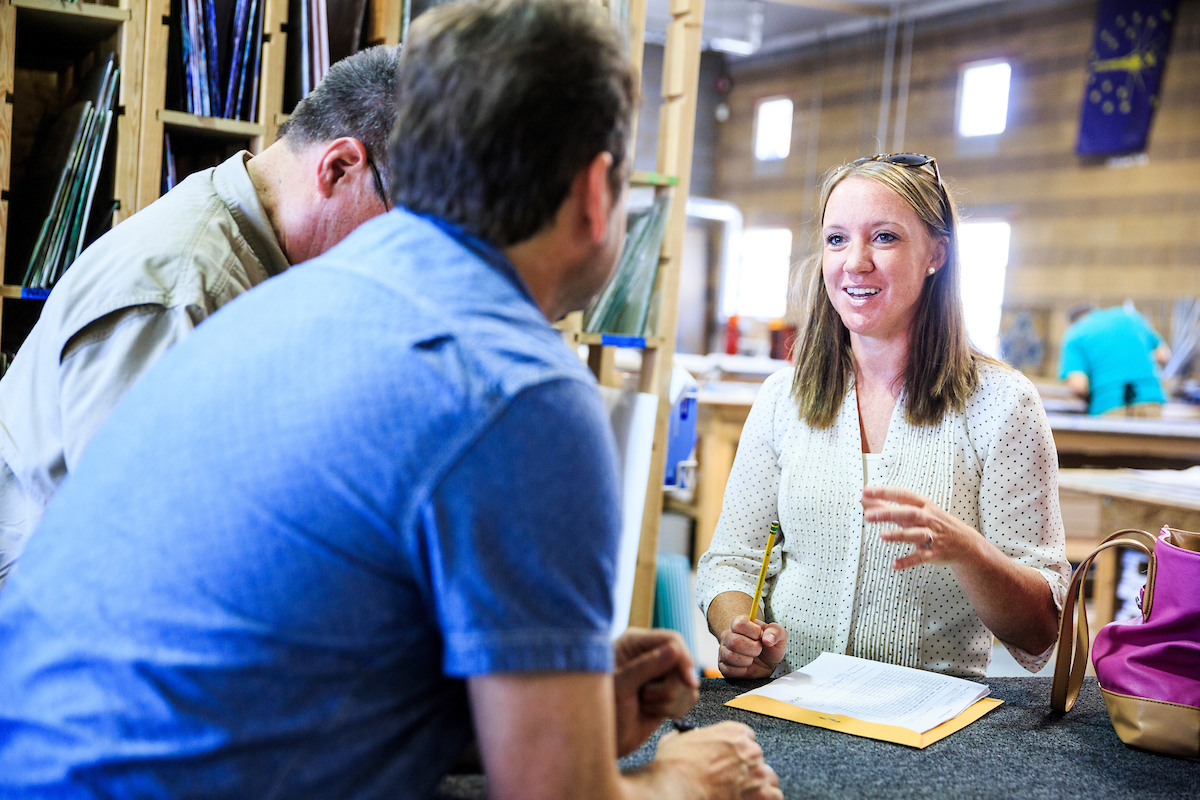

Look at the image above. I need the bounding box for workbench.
[434,676,1200,799]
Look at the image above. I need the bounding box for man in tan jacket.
[0,46,399,582]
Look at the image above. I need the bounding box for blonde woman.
[697,154,1069,679]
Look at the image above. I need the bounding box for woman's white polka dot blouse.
[695,361,1071,678]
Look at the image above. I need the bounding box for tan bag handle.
[1050,529,1158,714]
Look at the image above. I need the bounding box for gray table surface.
[435,676,1198,799]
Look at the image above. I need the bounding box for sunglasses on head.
[848,152,941,185]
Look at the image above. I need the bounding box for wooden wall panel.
[717,0,1200,377]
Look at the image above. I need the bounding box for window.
[957,61,1011,137]
[722,227,792,320]
[754,97,792,161]
[958,220,1011,357]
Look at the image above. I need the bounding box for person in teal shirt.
[1059,304,1171,415]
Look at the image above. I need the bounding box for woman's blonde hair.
[790,157,989,428]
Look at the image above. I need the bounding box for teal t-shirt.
[1059,307,1164,415]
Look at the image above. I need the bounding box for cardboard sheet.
[726,693,1003,749]
[725,653,1004,748]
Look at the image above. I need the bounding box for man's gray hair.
[277,45,401,194]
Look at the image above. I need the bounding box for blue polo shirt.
[1059,307,1165,415]
[0,210,622,799]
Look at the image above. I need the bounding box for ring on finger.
[922,532,933,549]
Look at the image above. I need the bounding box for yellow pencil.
[747,521,779,624]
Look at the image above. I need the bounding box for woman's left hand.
[861,485,983,571]
[861,484,1060,655]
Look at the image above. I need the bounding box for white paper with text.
[744,653,989,733]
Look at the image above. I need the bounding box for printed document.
[742,653,990,734]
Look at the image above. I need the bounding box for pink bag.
[1052,527,1200,760]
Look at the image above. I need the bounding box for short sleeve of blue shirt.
[1058,332,1088,379]
[422,377,621,677]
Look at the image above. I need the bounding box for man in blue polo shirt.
[0,1,780,799]
[1059,304,1171,416]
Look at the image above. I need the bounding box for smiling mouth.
[845,287,880,298]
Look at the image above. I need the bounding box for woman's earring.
[927,267,936,276]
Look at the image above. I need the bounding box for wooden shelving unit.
[136,0,405,210]
[577,0,705,627]
[0,0,405,364]
[0,0,147,354]
[628,0,704,627]
[134,0,291,208]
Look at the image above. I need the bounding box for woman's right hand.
[717,615,787,679]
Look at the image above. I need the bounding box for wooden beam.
[113,0,147,223]
[0,0,14,276]
[626,0,648,161]
[366,0,403,46]
[587,344,619,388]
[135,0,168,210]
[254,0,288,150]
[766,0,891,17]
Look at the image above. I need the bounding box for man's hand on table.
[655,721,782,800]
[613,628,782,798]
[470,668,781,800]
[613,627,699,756]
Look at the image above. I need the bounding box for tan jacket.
[0,152,288,577]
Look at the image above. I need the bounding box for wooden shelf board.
[11,0,128,24]
[630,171,679,187]
[12,0,129,65]
[158,109,265,139]
[575,332,664,349]
[0,284,51,300]
[662,494,697,518]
